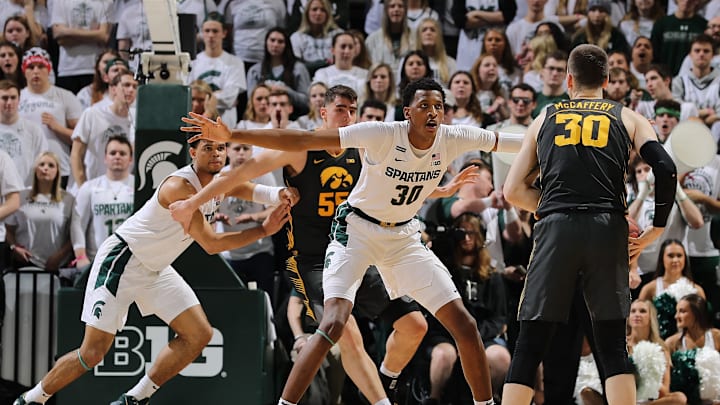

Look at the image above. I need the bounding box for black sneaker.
[379,372,399,404]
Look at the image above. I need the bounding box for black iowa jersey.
[536,99,632,217]
[284,149,362,257]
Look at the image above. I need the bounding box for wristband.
[9,244,16,251]
[504,207,519,223]
[675,183,688,202]
[479,196,493,210]
[252,184,282,205]
[496,131,524,153]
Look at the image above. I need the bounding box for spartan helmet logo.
[320,166,353,189]
[92,300,105,319]
[137,141,184,191]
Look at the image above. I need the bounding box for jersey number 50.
[554,113,610,148]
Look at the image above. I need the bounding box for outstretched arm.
[161,176,291,254]
[503,112,543,212]
[181,112,341,151]
[428,165,480,198]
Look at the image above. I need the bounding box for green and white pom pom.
[632,341,666,401]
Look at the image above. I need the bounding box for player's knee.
[396,311,428,338]
[194,322,214,347]
[486,345,511,370]
[593,319,633,377]
[431,343,458,369]
[78,346,107,368]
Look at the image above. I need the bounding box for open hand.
[261,203,291,236]
[180,112,232,144]
[434,165,480,198]
[629,225,664,263]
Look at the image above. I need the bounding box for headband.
[655,107,680,119]
[22,54,51,73]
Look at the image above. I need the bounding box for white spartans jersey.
[115,165,222,271]
[339,121,496,223]
[71,175,134,260]
[684,156,720,257]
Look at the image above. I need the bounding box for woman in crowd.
[620,0,664,48]
[471,53,508,122]
[521,34,558,93]
[313,31,368,97]
[423,213,510,404]
[3,15,36,51]
[236,84,272,130]
[75,49,125,110]
[480,28,519,95]
[365,0,415,74]
[347,29,372,69]
[296,82,327,130]
[571,1,630,55]
[0,41,24,87]
[448,70,492,127]
[639,240,706,339]
[224,0,286,67]
[289,0,342,76]
[415,18,456,85]
[246,28,311,117]
[364,63,397,121]
[665,294,720,405]
[5,152,73,272]
[580,299,688,405]
[398,50,432,96]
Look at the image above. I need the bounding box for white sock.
[373,400,391,405]
[278,399,297,405]
[379,362,401,378]
[126,375,159,400]
[24,382,52,404]
[474,399,495,405]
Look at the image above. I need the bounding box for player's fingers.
[186,134,203,143]
[180,125,201,132]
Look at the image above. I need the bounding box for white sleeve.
[71,109,91,142]
[290,32,303,59]
[338,121,395,163]
[445,125,497,154]
[50,0,65,25]
[70,182,91,250]
[215,57,247,109]
[61,90,84,121]
[0,153,23,196]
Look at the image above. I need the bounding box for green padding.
[136,84,190,131]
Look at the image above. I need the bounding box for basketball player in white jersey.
[178,77,524,405]
[14,138,296,405]
[70,135,135,269]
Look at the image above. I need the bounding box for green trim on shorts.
[330,202,350,246]
[95,237,132,296]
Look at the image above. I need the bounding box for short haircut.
[543,50,568,66]
[269,88,290,99]
[105,134,133,155]
[607,49,629,64]
[567,45,608,89]
[109,71,135,87]
[324,85,357,106]
[509,83,537,101]
[608,67,628,79]
[360,98,387,116]
[645,64,672,80]
[401,77,444,108]
[690,34,715,52]
[0,79,20,94]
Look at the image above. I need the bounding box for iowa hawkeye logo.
[320,166,353,189]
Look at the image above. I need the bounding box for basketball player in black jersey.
[501,44,677,404]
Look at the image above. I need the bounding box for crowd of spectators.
[0,0,720,404]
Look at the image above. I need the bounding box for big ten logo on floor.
[94,326,225,378]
